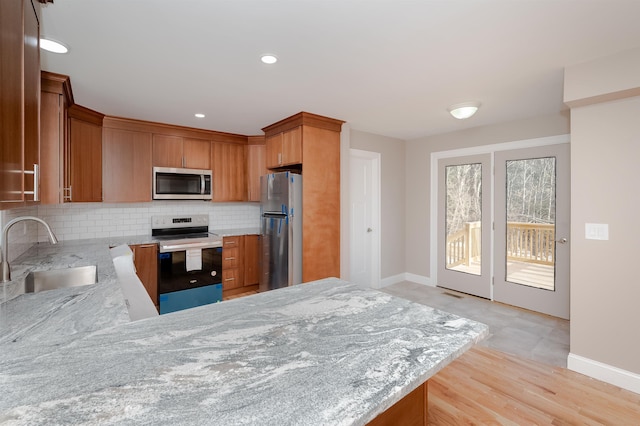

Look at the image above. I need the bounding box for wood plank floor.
[428,346,640,425]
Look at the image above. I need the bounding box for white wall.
[565,46,640,391]
[349,129,406,282]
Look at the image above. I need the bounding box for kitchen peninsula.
[1,241,487,425]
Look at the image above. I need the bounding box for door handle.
[367,228,373,233]
[556,238,568,244]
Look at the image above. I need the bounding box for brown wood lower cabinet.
[222,236,244,295]
[367,381,428,426]
[130,244,158,311]
[222,235,260,299]
[244,235,259,286]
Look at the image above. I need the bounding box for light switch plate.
[585,223,609,240]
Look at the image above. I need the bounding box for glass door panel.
[445,163,483,276]
[505,157,556,290]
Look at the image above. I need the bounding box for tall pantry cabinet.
[262,112,344,283]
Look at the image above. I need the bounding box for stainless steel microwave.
[153,167,212,200]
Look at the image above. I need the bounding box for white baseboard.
[405,273,433,287]
[568,353,640,395]
[379,273,432,288]
[379,273,406,288]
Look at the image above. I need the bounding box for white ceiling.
[40,0,640,141]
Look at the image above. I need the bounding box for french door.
[437,154,492,298]
[494,144,569,319]
[436,143,570,319]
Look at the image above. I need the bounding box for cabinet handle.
[23,164,39,201]
[278,152,282,165]
[225,257,236,261]
[225,278,235,282]
[63,186,73,202]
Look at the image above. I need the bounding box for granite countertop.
[1,277,488,425]
[0,236,155,349]
[1,237,488,425]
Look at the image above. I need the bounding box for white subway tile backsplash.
[34,201,260,242]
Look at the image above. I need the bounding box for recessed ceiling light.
[195,113,205,118]
[40,38,68,54]
[260,54,278,65]
[448,102,481,120]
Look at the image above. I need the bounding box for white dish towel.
[186,248,203,271]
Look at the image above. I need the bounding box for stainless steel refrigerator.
[260,172,302,292]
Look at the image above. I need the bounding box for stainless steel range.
[152,215,223,314]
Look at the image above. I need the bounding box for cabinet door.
[244,235,260,286]
[0,0,39,205]
[103,128,152,202]
[282,127,302,166]
[247,143,266,202]
[40,91,64,204]
[131,244,158,309]
[265,133,283,169]
[212,143,247,202]
[152,134,183,168]
[0,0,23,203]
[69,118,102,202]
[183,138,211,170]
[23,0,40,203]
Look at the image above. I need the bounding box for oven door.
[158,247,222,314]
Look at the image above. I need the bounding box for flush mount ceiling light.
[448,102,481,120]
[40,38,68,54]
[260,54,278,65]
[194,113,205,118]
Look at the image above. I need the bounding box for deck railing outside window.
[446,221,555,268]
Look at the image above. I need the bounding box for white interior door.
[493,144,570,319]
[349,149,380,288]
[437,154,492,298]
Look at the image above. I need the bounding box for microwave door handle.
[201,174,206,195]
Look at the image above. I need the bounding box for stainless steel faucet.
[1,216,58,283]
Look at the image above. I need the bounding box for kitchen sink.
[25,265,98,293]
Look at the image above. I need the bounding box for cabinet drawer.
[223,236,241,248]
[222,247,240,269]
[222,269,243,290]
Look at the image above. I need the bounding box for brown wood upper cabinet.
[0,0,40,207]
[103,125,152,203]
[40,72,71,204]
[246,136,266,202]
[212,142,246,202]
[66,106,104,202]
[152,134,210,170]
[265,127,302,169]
